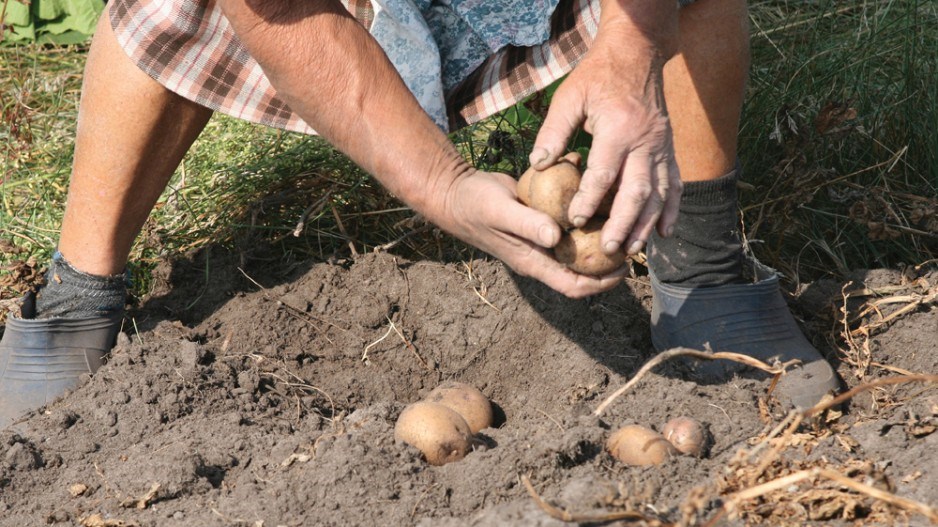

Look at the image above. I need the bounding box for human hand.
[428,169,626,298]
[529,20,682,257]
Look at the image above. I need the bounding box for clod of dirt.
[3,440,43,471]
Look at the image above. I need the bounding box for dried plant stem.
[291,191,332,237]
[708,467,938,526]
[593,348,795,416]
[818,468,938,523]
[362,324,395,362]
[749,412,804,484]
[387,316,432,370]
[801,374,938,419]
[520,475,659,524]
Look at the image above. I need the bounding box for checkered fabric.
[109,0,693,134]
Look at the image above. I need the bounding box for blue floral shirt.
[369,0,560,131]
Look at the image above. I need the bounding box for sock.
[35,252,127,319]
[647,166,745,286]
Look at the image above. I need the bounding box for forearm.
[597,0,679,59]
[216,0,470,218]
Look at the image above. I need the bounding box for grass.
[740,0,938,282]
[1,0,936,306]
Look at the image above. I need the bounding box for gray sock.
[35,252,127,319]
[647,167,745,286]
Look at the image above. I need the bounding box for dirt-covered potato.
[395,402,474,466]
[517,154,613,229]
[662,417,709,457]
[554,218,626,276]
[606,424,679,466]
[425,381,493,434]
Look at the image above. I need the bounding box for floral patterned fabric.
[371,0,560,129]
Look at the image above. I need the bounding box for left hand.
[529,17,682,257]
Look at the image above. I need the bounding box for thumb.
[530,86,584,170]
[496,198,563,249]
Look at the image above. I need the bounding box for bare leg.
[664,0,749,182]
[58,14,213,276]
[0,13,214,430]
[648,0,749,287]
[651,0,839,410]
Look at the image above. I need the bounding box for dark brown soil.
[1,251,935,526]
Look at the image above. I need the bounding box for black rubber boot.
[0,292,122,430]
[650,259,840,409]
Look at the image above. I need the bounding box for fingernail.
[628,241,644,255]
[665,225,674,237]
[530,148,549,166]
[538,224,557,246]
[604,241,621,253]
[573,215,587,228]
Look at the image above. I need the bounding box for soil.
[0,250,935,526]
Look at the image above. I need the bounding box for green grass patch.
[740,0,937,280]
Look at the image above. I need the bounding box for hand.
[429,169,627,299]
[529,23,682,257]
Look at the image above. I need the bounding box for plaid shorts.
[110,0,696,134]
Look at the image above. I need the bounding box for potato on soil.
[394,402,474,466]
[425,381,493,433]
[662,417,709,457]
[517,154,613,229]
[555,218,626,276]
[606,424,679,466]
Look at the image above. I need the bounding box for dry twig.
[802,374,938,419]
[594,348,796,416]
[386,315,433,370]
[120,482,161,509]
[705,467,938,526]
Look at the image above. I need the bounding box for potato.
[606,424,679,466]
[425,381,493,433]
[517,154,612,229]
[394,402,474,466]
[517,159,580,228]
[662,417,709,457]
[554,218,626,276]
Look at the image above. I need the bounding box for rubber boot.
[650,259,840,409]
[0,292,122,430]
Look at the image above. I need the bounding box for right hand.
[428,169,627,299]
[528,14,682,258]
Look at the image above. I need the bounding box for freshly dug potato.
[662,417,709,457]
[554,218,626,276]
[517,154,613,228]
[395,402,474,466]
[517,158,580,228]
[425,381,493,433]
[606,424,679,466]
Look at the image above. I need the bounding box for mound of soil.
[1,251,935,526]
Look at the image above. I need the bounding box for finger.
[519,252,629,299]
[567,129,629,229]
[530,86,583,170]
[493,197,563,249]
[598,151,654,254]
[656,156,682,237]
[623,160,670,253]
